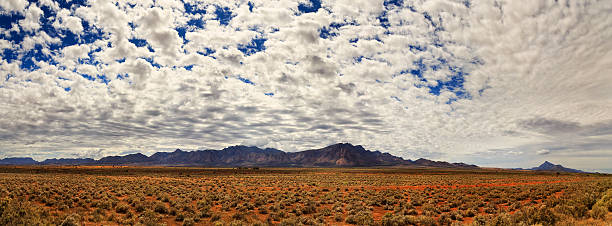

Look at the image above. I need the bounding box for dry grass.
[0,166,610,225]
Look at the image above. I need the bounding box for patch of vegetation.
[0,166,610,225]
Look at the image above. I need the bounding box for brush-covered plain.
[0,167,611,225]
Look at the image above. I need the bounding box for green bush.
[210,213,222,222]
[0,198,48,225]
[182,217,195,226]
[590,204,607,220]
[60,213,81,226]
[138,210,161,226]
[345,210,374,225]
[116,204,130,214]
[593,188,612,212]
[512,206,559,225]
[487,213,512,226]
[153,202,168,214]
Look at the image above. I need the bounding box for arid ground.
[0,167,611,225]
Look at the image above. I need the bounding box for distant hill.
[530,161,585,173]
[0,157,38,165]
[0,143,478,168]
[288,143,407,167]
[41,158,96,165]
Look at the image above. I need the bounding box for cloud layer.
[1,0,611,172]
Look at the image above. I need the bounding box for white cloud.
[18,4,44,32]
[0,0,28,15]
[0,39,12,50]
[1,0,611,172]
[53,9,84,34]
[62,44,90,60]
[536,149,550,155]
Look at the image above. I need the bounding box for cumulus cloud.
[0,0,611,172]
[52,9,84,34]
[0,0,28,15]
[18,4,44,32]
[536,149,550,155]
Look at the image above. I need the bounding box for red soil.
[343,179,582,191]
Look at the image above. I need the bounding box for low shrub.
[116,204,130,214]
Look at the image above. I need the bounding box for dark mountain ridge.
[0,157,38,165]
[0,143,478,168]
[530,161,585,173]
[511,161,586,173]
[41,158,96,165]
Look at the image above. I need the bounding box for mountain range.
[527,161,585,173]
[0,143,478,168]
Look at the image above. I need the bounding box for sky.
[1,0,611,172]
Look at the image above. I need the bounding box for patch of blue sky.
[128,37,155,51]
[247,25,266,35]
[400,58,470,102]
[423,12,443,32]
[0,14,26,51]
[383,0,403,8]
[318,27,335,39]
[176,18,206,44]
[238,38,266,56]
[248,2,255,12]
[79,73,95,81]
[116,73,129,80]
[428,72,466,97]
[319,21,356,39]
[184,3,208,15]
[197,48,216,56]
[377,0,412,30]
[142,57,162,68]
[1,2,106,72]
[97,75,110,85]
[377,12,391,29]
[81,47,103,66]
[0,13,23,29]
[79,21,105,44]
[128,38,148,48]
[19,44,55,71]
[409,44,425,52]
[54,0,88,10]
[5,74,15,82]
[354,56,372,63]
[237,76,255,85]
[214,6,233,26]
[186,18,205,29]
[298,0,321,14]
[2,48,20,63]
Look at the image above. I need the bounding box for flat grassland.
[0,167,611,225]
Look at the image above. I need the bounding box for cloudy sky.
[1,0,611,172]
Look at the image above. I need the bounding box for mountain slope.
[0,143,478,168]
[98,153,149,165]
[288,143,408,166]
[531,161,585,173]
[412,158,479,168]
[147,146,288,166]
[0,157,38,165]
[41,158,96,165]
